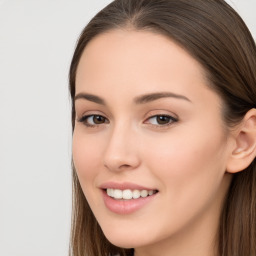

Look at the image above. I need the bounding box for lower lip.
[102,190,157,214]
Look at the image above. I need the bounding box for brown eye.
[93,115,106,124]
[78,115,108,126]
[156,116,171,125]
[147,115,178,126]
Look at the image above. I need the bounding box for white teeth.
[123,189,133,200]
[107,188,115,197]
[106,188,156,200]
[141,190,148,198]
[114,189,123,199]
[132,190,140,199]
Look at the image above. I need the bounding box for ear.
[226,108,256,173]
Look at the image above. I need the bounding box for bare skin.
[72,29,256,256]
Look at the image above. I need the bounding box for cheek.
[72,130,104,188]
[143,126,228,197]
[139,128,229,236]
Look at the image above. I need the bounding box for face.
[73,30,233,253]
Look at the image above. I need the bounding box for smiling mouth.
[105,188,158,200]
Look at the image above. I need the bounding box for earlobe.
[226,108,256,173]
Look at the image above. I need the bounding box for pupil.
[93,115,105,124]
[157,116,169,124]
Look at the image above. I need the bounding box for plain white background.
[0,1,255,256]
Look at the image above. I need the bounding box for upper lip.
[100,181,157,191]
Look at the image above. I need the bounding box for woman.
[69,0,256,255]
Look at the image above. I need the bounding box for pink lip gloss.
[102,189,157,214]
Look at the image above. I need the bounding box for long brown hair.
[69,0,256,255]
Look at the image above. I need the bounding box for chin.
[103,229,150,249]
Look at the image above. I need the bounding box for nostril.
[104,162,135,172]
[120,164,131,168]
[103,149,141,172]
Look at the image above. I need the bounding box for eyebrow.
[134,92,191,104]
[75,93,106,105]
[74,91,191,105]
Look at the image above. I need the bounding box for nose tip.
[104,158,138,172]
[104,156,139,172]
[103,130,140,172]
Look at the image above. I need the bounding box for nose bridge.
[103,120,140,171]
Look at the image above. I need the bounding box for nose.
[103,123,140,172]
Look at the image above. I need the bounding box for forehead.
[75,29,218,106]
[77,29,206,81]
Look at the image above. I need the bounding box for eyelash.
[77,114,178,128]
[78,115,109,128]
[145,115,178,127]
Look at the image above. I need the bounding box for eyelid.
[144,109,178,120]
[143,110,179,128]
[76,109,107,121]
[145,114,177,124]
[75,110,178,128]
[77,113,109,127]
